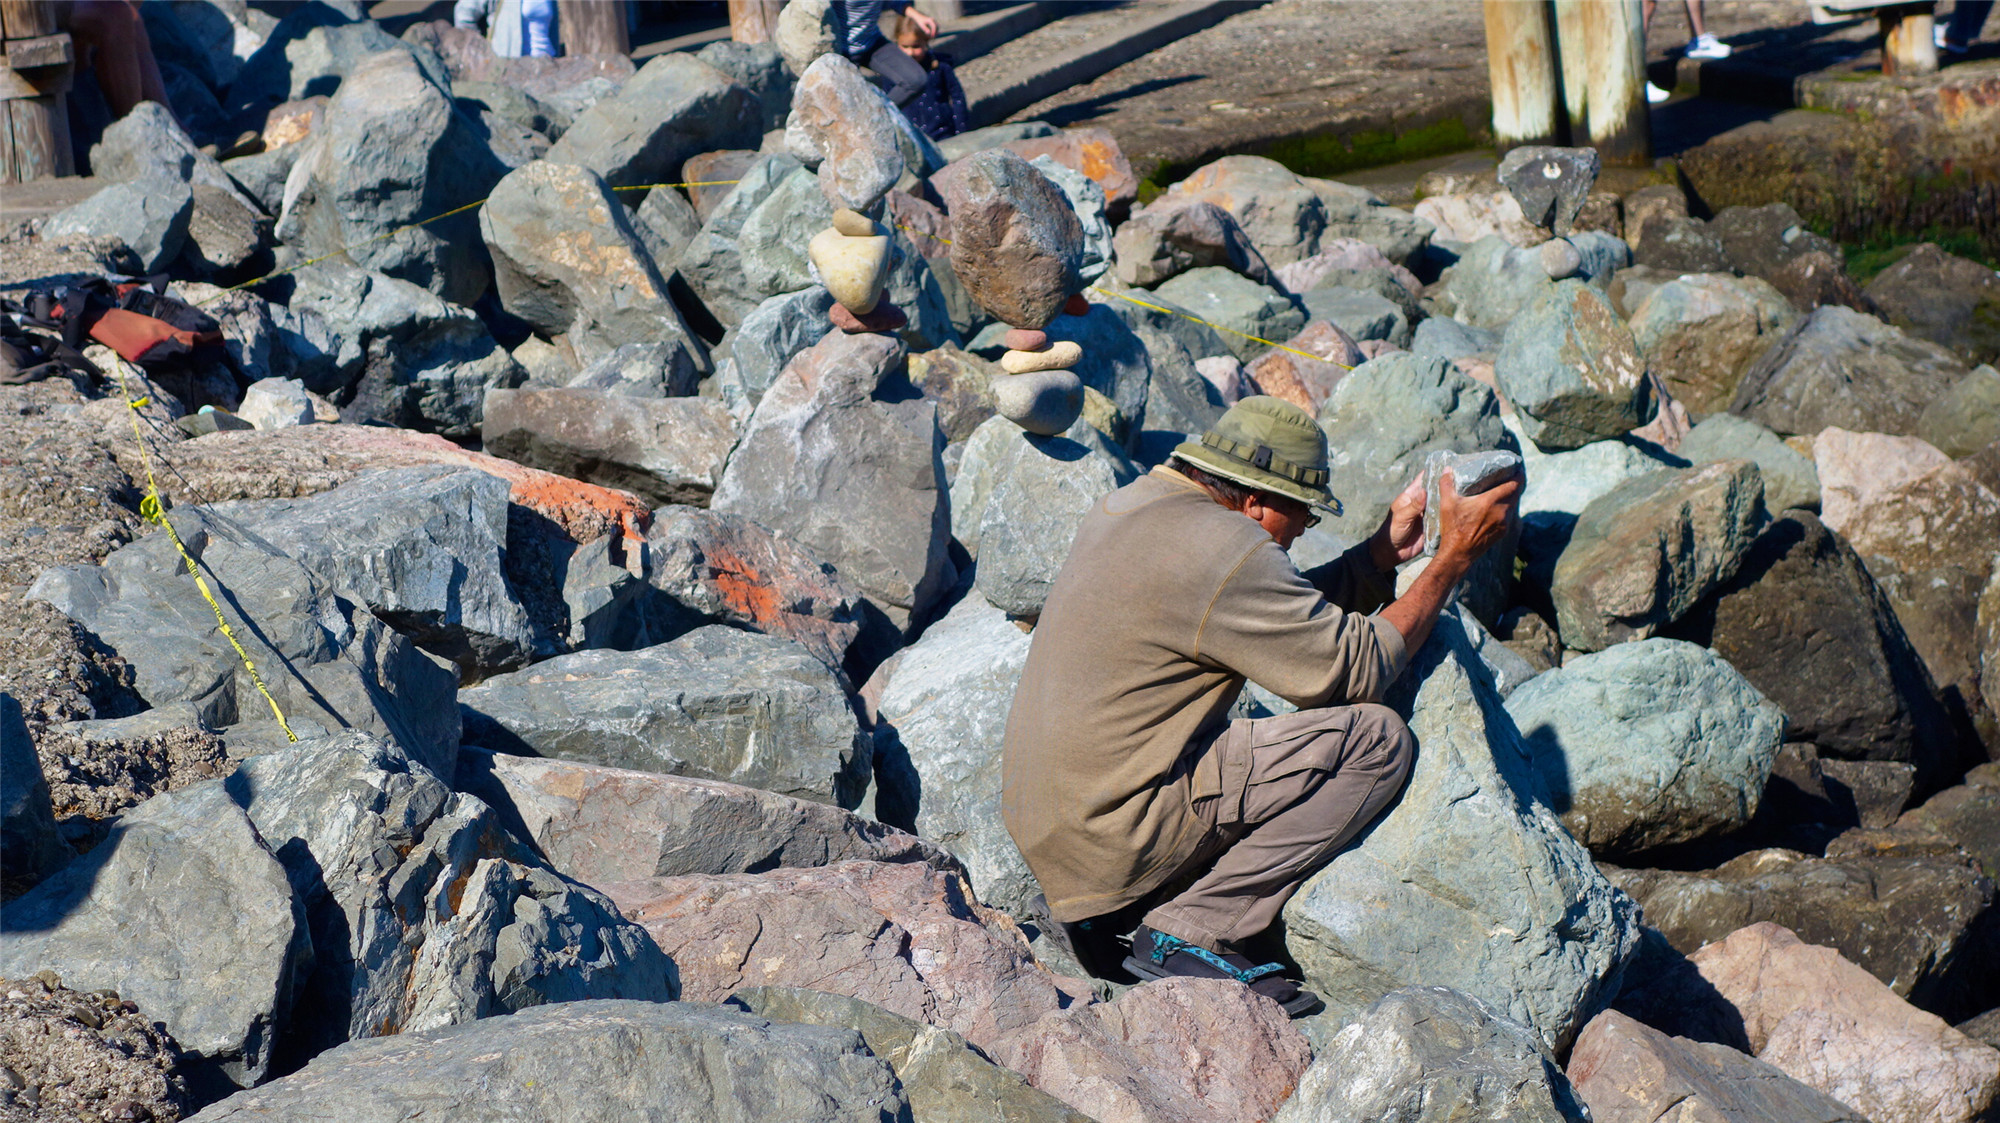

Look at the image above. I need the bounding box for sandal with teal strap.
[1122,925,1323,1018]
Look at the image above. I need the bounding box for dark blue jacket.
[901,54,969,141]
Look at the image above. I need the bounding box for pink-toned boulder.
[454,749,955,886]
[1273,237,1422,296]
[994,978,1312,1123]
[1838,459,2000,580]
[601,861,1090,1055]
[1813,427,1953,532]
[1246,319,1362,414]
[1569,1008,1866,1122]
[1688,922,2000,1123]
[1414,190,1550,247]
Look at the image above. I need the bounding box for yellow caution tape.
[112,360,299,743]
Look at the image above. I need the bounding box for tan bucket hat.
[1172,395,1343,517]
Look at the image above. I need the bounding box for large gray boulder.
[1551,461,1767,652]
[44,178,193,273]
[1661,511,1956,767]
[1318,351,1516,532]
[206,466,537,674]
[1029,154,1113,284]
[712,330,951,631]
[1628,272,1797,416]
[695,40,793,133]
[455,748,952,886]
[185,1001,906,1121]
[27,507,461,777]
[0,694,65,899]
[1679,413,1821,514]
[89,99,247,199]
[233,732,674,1055]
[566,341,701,399]
[461,626,869,808]
[726,988,1091,1123]
[1282,613,1641,1052]
[949,410,1139,555]
[1276,986,1589,1123]
[1158,155,1433,269]
[479,160,708,373]
[1497,279,1653,452]
[1731,305,1971,438]
[1511,422,1686,590]
[229,12,428,121]
[1297,284,1412,349]
[481,386,738,508]
[970,425,1127,617]
[0,781,306,1087]
[717,286,836,416]
[873,591,1037,917]
[1435,234,1554,330]
[542,53,761,191]
[276,48,507,306]
[675,153,806,325]
[1506,638,1787,856]
[1154,267,1305,363]
[285,261,525,437]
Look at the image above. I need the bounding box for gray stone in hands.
[1421,449,1523,555]
[1497,145,1602,236]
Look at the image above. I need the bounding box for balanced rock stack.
[810,207,905,333]
[940,149,1089,436]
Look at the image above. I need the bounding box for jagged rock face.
[1277,986,1589,1123]
[0,781,307,1088]
[27,507,461,778]
[183,1001,908,1122]
[1569,1009,1867,1123]
[461,626,870,809]
[1496,279,1653,452]
[1628,272,1798,415]
[541,52,761,191]
[1282,614,1641,1053]
[481,387,738,508]
[1731,304,1970,438]
[784,53,906,213]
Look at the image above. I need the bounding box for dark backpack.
[3,276,223,378]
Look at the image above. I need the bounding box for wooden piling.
[1553,0,1591,143]
[1879,3,1938,75]
[1572,0,1650,165]
[558,0,630,57]
[1483,0,1563,149]
[0,0,74,185]
[728,0,785,45]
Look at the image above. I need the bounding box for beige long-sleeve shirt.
[1001,466,1407,922]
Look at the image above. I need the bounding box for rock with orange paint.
[1002,126,1138,214]
[479,159,709,374]
[454,748,956,887]
[601,861,1084,1055]
[642,505,870,673]
[712,330,952,632]
[460,625,871,808]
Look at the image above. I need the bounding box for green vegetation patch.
[1261,116,1483,180]
[1842,225,1998,283]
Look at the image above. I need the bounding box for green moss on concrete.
[1843,226,1998,283]
[1260,117,1483,179]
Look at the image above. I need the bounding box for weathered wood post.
[0,0,75,185]
[1553,0,1591,141]
[1484,0,1563,148]
[920,0,966,21]
[559,0,630,56]
[1569,0,1650,165]
[1879,2,1938,75]
[728,0,785,44]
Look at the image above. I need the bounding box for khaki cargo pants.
[1141,702,1415,953]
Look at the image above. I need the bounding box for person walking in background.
[1643,0,1730,103]
[455,0,558,58]
[838,0,936,106]
[1937,0,1993,54]
[890,10,967,140]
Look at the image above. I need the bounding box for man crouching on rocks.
[1002,395,1520,1016]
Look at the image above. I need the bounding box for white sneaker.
[1936,24,1948,48]
[1647,82,1672,103]
[1685,33,1732,59]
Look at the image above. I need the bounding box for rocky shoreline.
[2,2,1999,1121]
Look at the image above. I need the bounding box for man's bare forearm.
[1377,551,1473,654]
